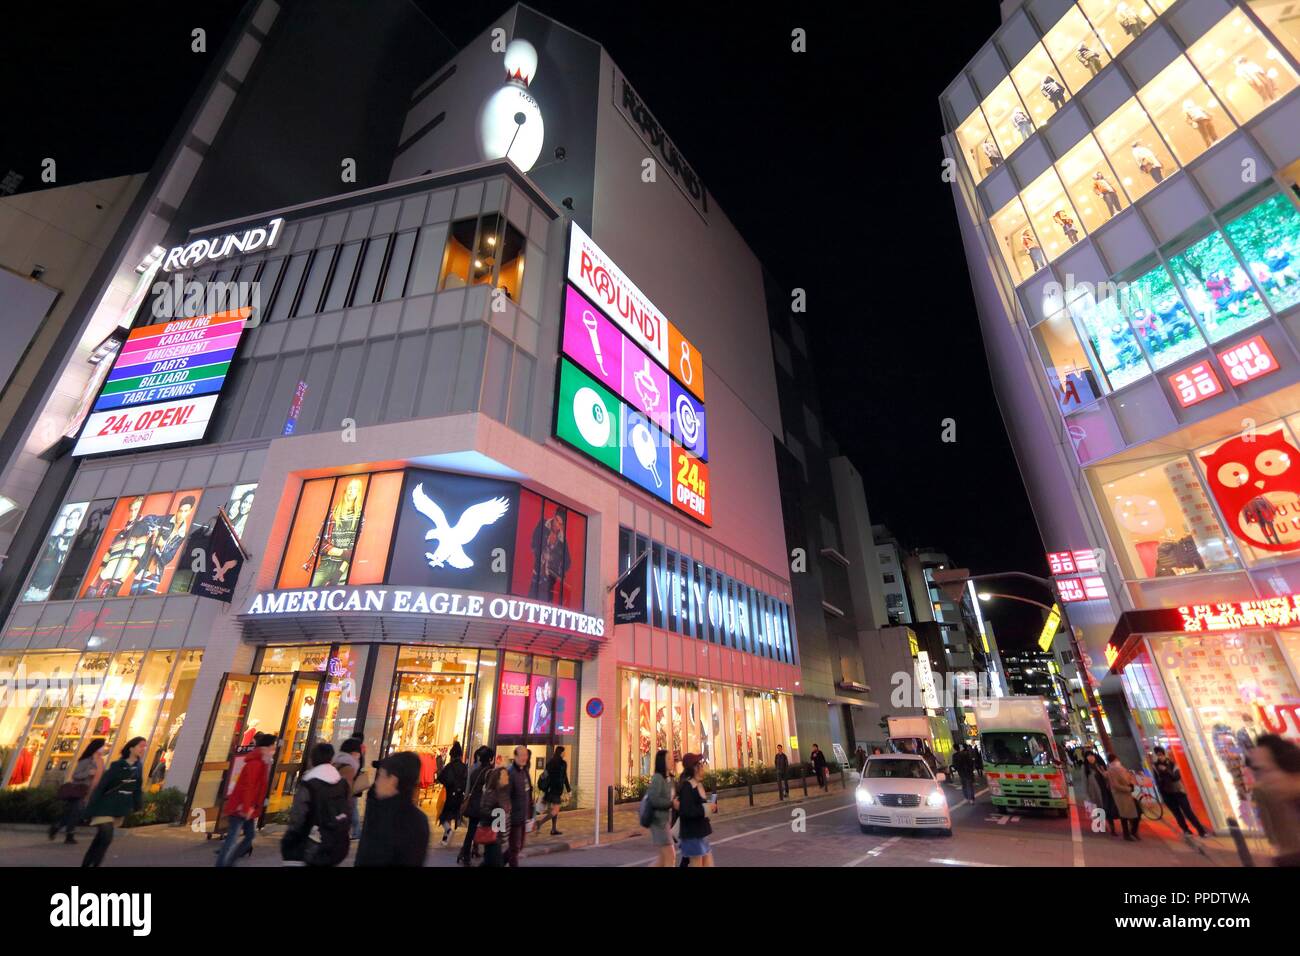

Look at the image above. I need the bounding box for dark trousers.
[959,774,976,801]
[482,839,505,867]
[215,815,256,867]
[81,823,115,868]
[1121,816,1141,839]
[54,797,84,836]
[1102,192,1122,216]
[458,815,480,862]
[1164,791,1208,835]
[777,773,788,799]
[507,822,526,867]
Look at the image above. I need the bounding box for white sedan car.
[855,754,952,836]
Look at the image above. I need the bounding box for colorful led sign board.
[73,308,249,457]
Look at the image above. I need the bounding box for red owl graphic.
[1199,429,1300,553]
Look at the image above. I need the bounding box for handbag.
[638,792,655,828]
[473,823,497,845]
[56,781,89,801]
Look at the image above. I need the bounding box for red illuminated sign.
[1168,362,1224,408]
[1217,335,1278,386]
[1048,549,1102,575]
[1177,594,1300,632]
[1057,575,1107,603]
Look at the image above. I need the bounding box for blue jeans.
[216,815,257,867]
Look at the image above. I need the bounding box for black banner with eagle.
[190,509,246,603]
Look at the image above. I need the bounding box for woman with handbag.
[539,745,571,836]
[476,767,512,867]
[676,753,716,867]
[80,736,146,868]
[457,746,495,865]
[50,738,106,844]
[645,749,678,867]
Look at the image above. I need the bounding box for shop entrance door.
[186,672,256,832]
[264,671,325,814]
[380,670,475,815]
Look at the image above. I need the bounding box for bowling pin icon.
[476,39,545,172]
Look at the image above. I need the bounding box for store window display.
[1167,227,1270,343]
[980,76,1035,162]
[1042,6,1111,92]
[1057,137,1129,230]
[1094,97,1178,201]
[276,472,402,589]
[1150,630,1300,830]
[1136,57,1233,165]
[1117,262,1205,370]
[1067,289,1152,389]
[76,489,204,598]
[1093,456,1237,579]
[1079,0,1157,58]
[1223,193,1300,315]
[991,197,1045,282]
[1247,0,1300,63]
[954,108,999,182]
[22,502,89,602]
[1023,167,1087,262]
[1010,43,1069,129]
[1187,11,1299,126]
[1196,421,1300,561]
[1033,308,1103,412]
[509,489,587,610]
[0,651,82,788]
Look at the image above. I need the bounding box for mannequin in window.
[84,496,147,598]
[1020,230,1046,271]
[1092,171,1123,217]
[1234,56,1278,104]
[1011,108,1034,142]
[1040,75,1067,111]
[1131,142,1163,183]
[1117,3,1146,39]
[308,478,364,587]
[1076,43,1103,77]
[1053,210,1080,245]
[1183,100,1218,148]
[981,138,1003,169]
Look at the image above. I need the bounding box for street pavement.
[0,776,1248,868]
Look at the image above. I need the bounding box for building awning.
[237,585,607,660]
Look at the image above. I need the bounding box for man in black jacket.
[774,745,789,800]
[1152,746,1208,837]
[506,746,534,867]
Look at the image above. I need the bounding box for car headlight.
[927,789,946,808]
[856,789,874,805]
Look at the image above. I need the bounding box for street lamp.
[933,568,1113,757]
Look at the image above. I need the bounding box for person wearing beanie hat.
[355,751,430,867]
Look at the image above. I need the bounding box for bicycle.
[1134,774,1164,822]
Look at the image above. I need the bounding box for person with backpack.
[333,736,368,839]
[216,732,277,866]
[477,767,512,867]
[79,736,146,868]
[281,742,351,867]
[436,741,468,846]
[538,745,571,836]
[457,746,495,866]
[355,751,429,867]
[643,749,678,866]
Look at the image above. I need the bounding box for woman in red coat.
[215,733,277,867]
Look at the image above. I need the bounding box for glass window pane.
[1068,289,1152,389]
[990,197,1046,282]
[1042,7,1111,93]
[1094,456,1238,579]
[1034,308,1105,410]
[269,252,309,322]
[1187,9,1299,125]
[382,231,417,301]
[1136,56,1232,166]
[1248,0,1300,63]
[295,247,335,317]
[1080,0,1158,58]
[49,498,116,601]
[982,76,1033,160]
[1094,97,1177,201]
[1196,420,1300,561]
[1223,193,1300,314]
[1057,136,1128,231]
[954,108,997,182]
[1119,263,1205,369]
[1167,229,1269,342]
[1010,44,1070,129]
[1023,167,1086,261]
[23,501,91,602]
[323,241,362,312]
[353,236,390,306]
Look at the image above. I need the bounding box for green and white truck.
[976,695,1069,815]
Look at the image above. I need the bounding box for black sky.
[1,1,1050,646]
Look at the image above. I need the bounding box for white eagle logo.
[211,553,239,583]
[411,484,510,570]
[619,586,641,610]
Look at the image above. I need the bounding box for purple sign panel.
[562,284,670,431]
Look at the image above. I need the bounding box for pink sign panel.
[498,671,529,736]
[562,284,670,430]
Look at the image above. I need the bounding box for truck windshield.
[981,732,1053,767]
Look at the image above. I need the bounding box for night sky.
[1,1,1050,645]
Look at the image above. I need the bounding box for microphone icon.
[582,311,607,376]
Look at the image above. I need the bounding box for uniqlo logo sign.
[1047,551,1076,574]
[1048,548,1102,574]
[1216,335,1279,385]
[1057,575,1108,603]
[1168,362,1224,408]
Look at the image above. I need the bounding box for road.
[0,779,1243,868]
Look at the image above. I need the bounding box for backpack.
[302,778,351,866]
